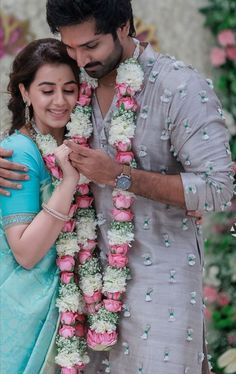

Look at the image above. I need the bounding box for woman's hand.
[0,147,29,196]
[54,144,80,183]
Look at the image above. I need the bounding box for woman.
[0,38,81,373]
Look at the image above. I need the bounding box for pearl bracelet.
[42,203,71,222]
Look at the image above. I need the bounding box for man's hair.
[46,0,136,38]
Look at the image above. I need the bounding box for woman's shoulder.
[1,131,37,152]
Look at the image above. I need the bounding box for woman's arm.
[4,144,79,269]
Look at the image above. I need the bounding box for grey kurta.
[84,44,234,374]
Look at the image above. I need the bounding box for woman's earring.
[24,101,31,124]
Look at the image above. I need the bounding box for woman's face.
[20,63,78,134]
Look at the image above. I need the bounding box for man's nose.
[75,50,90,68]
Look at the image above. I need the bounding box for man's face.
[60,19,124,79]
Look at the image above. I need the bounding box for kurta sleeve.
[0,134,43,229]
[168,72,234,212]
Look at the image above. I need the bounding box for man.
[0,1,233,373]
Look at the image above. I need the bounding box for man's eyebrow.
[63,37,100,48]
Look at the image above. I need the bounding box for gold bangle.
[42,203,71,222]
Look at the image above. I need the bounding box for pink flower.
[43,154,56,169]
[103,299,122,312]
[76,196,94,208]
[71,136,88,145]
[218,30,236,47]
[77,94,91,106]
[84,290,102,304]
[60,271,74,284]
[75,363,86,371]
[115,140,131,152]
[116,83,135,98]
[68,204,78,218]
[226,46,236,61]
[81,240,97,251]
[61,368,77,374]
[104,291,123,300]
[59,325,76,338]
[115,151,134,164]
[79,82,92,97]
[227,334,236,345]
[56,255,75,272]
[86,302,102,314]
[113,193,133,209]
[50,165,63,180]
[203,286,218,303]
[75,323,86,337]
[77,183,90,195]
[61,311,77,325]
[76,313,86,323]
[78,249,92,264]
[217,292,231,306]
[116,96,138,111]
[87,330,118,350]
[112,208,134,222]
[108,253,128,268]
[62,219,76,233]
[210,47,226,67]
[110,244,129,255]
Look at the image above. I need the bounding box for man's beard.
[84,38,123,79]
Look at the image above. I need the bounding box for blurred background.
[0,0,235,372]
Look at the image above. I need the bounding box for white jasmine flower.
[117,59,144,91]
[36,134,57,155]
[80,273,103,295]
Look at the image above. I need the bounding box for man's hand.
[0,147,29,196]
[65,140,121,186]
[186,210,203,225]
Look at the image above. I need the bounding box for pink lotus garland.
[76,58,144,351]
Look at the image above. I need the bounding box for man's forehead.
[59,21,102,47]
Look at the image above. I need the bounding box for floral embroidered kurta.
[85,44,234,374]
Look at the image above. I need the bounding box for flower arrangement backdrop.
[0,0,235,372]
[199,1,236,373]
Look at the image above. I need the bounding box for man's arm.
[0,147,29,196]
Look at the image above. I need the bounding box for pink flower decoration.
[75,323,86,337]
[108,253,128,268]
[71,136,88,145]
[68,204,78,218]
[75,363,86,371]
[59,325,76,338]
[78,249,92,264]
[62,219,76,233]
[204,307,212,321]
[115,140,131,152]
[84,290,102,304]
[115,151,134,164]
[103,299,122,312]
[79,82,92,97]
[217,292,231,306]
[104,291,123,300]
[61,368,77,374]
[77,94,91,106]
[80,239,97,251]
[210,47,226,67]
[226,46,236,61]
[60,271,74,284]
[56,255,75,272]
[203,286,218,303]
[50,165,63,180]
[87,330,118,350]
[113,193,133,209]
[217,29,236,47]
[61,311,77,325]
[86,302,102,314]
[76,313,86,323]
[116,96,138,111]
[116,83,135,98]
[76,195,94,208]
[112,208,134,222]
[110,243,129,255]
[77,183,90,195]
[43,154,56,169]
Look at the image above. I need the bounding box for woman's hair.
[46,0,136,39]
[8,38,80,135]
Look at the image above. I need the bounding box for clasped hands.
[64,140,203,225]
